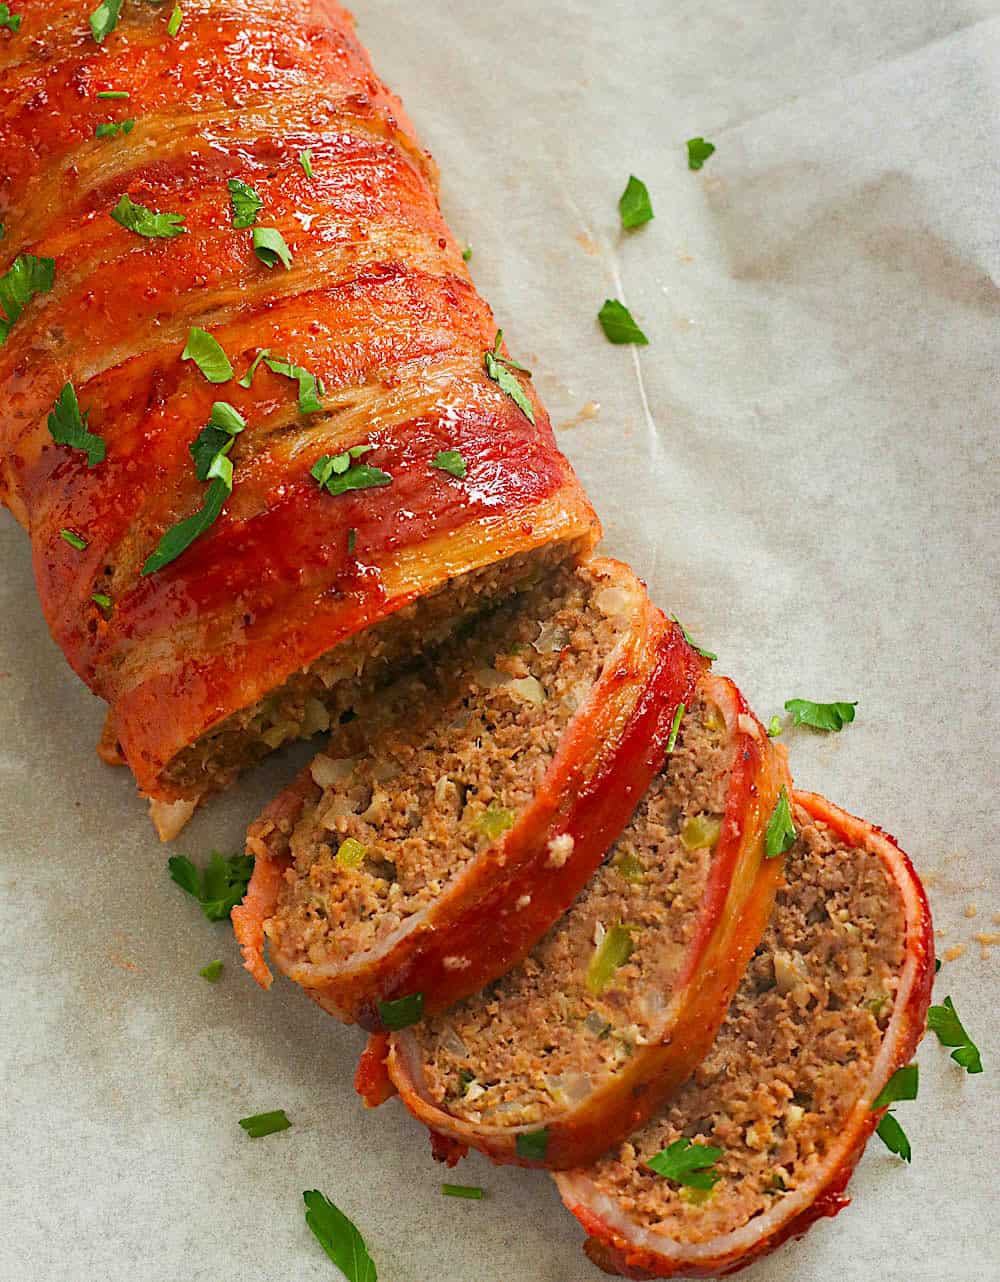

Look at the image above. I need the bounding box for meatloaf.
[380,673,790,1169]
[558,790,934,1279]
[234,559,702,1029]
[0,0,597,837]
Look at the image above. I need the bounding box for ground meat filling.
[265,563,633,969]
[161,541,579,796]
[580,810,906,1244]
[409,696,733,1127]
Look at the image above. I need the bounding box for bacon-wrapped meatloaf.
[0,0,596,836]
[557,792,934,1278]
[234,559,702,1029]
[372,674,791,1169]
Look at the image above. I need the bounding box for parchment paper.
[2,3,998,1279]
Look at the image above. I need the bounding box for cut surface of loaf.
[0,1,596,833]
[234,559,702,1029]
[557,791,934,1279]
[382,673,790,1169]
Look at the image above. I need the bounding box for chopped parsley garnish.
[666,702,685,754]
[189,401,246,478]
[167,3,182,36]
[303,1190,377,1282]
[764,786,796,858]
[872,1064,918,1162]
[672,616,717,661]
[431,449,467,479]
[376,992,424,1030]
[181,326,233,383]
[784,699,858,732]
[238,347,270,387]
[311,446,391,498]
[871,1063,919,1110]
[935,957,942,973]
[587,924,635,996]
[228,178,263,230]
[199,959,223,982]
[0,252,55,344]
[0,4,22,32]
[766,715,783,737]
[347,526,357,553]
[92,591,112,610]
[484,330,535,424]
[88,0,122,45]
[60,528,88,551]
[143,402,244,573]
[462,246,472,262]
[619,175,654,229]
[647,1138,724,1190]
[47,381,106,466]
[95,119,135,139]
[875,1112,911,1162]
[515,1129,549,1161]
[442,1184,483,1200]
[239,1109,291,1138]
[167,851,254,921]
[95,89,129,99]
[298,148,314,179]
[252,226,292,270]
[598,299,648,345]
[264,355,323,412]
[111,192,185,239]
[686,137,715,170]
[928,997,983,1074]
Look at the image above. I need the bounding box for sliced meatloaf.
[234,558,702,1029]
[557,790,934,1279]
[380,673,790,1169]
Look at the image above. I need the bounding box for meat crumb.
[443,956,471,971]
[547,834,575,867]
[964,903,978,919]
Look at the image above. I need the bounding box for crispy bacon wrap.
[234,562,703,1029]
[0,0,596,835]
[557,791,934,1278]
[381,674,790,1169]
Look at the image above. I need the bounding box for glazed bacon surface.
[0,0,596,821]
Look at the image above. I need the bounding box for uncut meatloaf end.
[146,539,592,839]
[382,672,790,1169]
[556,790,934,1279]
[0,0,598,838]
[234,558,703,1029]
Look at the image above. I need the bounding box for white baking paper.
[2,2,998,1279]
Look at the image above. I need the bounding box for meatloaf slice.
[382,672,790,1169]
[557,791,934,1279]
[234,558,702,1029]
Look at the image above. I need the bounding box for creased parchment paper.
[2,2,998,1279]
